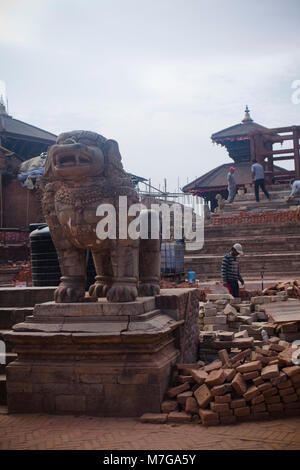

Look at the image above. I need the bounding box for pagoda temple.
[0,98,56,160]
[182,106,288,210]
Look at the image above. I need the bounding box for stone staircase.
[185,185,300,281]
[223,185,300,214]
[0,287,55,406]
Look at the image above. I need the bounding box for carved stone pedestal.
[5,289,200,416]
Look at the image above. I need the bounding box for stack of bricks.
[198,293,288,362]
[140,342,300,426]
[212,209,300,226]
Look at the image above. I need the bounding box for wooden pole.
[293,128,300,179]
[0,174,2,228]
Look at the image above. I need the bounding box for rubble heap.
[262,280,300,300]
[198,293,288,362]
[140,342,300,426]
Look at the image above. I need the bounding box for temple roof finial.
[242,105,253,123]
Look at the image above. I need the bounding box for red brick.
[291,374,300,385]
[277,379,293,389]
[284,402,300,410]
[177,375,194,384]
[215,393,231,404]
[205,369,226,387]
[191,369,208,385]
[167,382,190,398]
[177,391,193,405]
[253,377,264,387]
[244,385,260,401]
[168,411,192,423]
[269,343,286,352]
[279,387,295,397]
[199,409,219,425]
[185,397,199,415]
[218,349,231,366]
[231,373,247,397]
[282,393,298,404]
[139,413,168,423]
[211,384,232,396]
[204,361,222,373]
[251,394,265,405]
[210,402,230,413]
[231,349,252,365]
[194,384,213,408]
[263,387,278,398]
[258,382,272,393]
[236,361,262,374]
[282,366,300,378]
[267,403,284,412]
[161,401,178,413]
[234,406,250,417]
[265,395,281,404]
[230,398,246,409]
[243,371,259,381]
[223,369,235,382]
[251,403,266,413]
[261,365,279,380]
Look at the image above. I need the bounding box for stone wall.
[212,209,300,226]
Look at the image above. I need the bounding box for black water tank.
[30,225,61,286]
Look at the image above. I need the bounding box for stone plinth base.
[5,289,200,416]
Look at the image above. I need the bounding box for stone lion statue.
[42,130,161,303]
[214,194,226,214]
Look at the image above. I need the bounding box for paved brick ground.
[1,407,300,450]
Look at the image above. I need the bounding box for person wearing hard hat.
[227,166,237,203]
[221,243,245,298]
[287,178,300,202]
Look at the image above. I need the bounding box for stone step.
[0,307,33,329]
[0,375,6,406]
[223,200,300,214]
[0,287,56,308]
[203,222,300,238]
[235,189,295,202]
[188,234,300,255]
[0,353,17,375]
[185,252,300,279]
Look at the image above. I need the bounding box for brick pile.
[140,343,300,426]
[212,209,300,226]
[262,280,300,300]
[198,293,287,362]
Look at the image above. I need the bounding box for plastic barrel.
[30,225,61,286]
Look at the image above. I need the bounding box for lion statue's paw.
[138,283,160,297]
[88,282,111,298]
[107,284,138,303]
[54,284,85,303]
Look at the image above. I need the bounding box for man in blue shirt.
[222,243,244,298]
[251,159,270,202]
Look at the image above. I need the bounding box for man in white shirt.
[287,178,300,201]
[251,159,270,202]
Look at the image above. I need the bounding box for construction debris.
[262,280,300,300]
[140,343,300,426]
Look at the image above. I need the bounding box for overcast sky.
[1,0,300,191]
